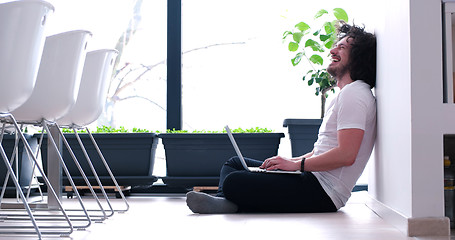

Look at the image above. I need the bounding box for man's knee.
[223,171,250,200]
[226,156,240,163]
[224,156,241,168]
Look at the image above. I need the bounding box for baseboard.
[364,195,409,235]
[365,195,450,237]
[407,217,450,237]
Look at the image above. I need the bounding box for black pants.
[216,156,337,213]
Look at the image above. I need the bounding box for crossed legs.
[186,156,336,214]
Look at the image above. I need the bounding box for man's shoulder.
[337,81,376,111]
[340,81,374,98]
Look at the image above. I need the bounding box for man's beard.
[327,62,349,80]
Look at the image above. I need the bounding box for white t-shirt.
[312,80,376,209]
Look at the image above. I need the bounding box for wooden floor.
[0,191,453,240]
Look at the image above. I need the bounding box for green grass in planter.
[165,127,274,133]
[60,126,274,134]
[60,125,154,133]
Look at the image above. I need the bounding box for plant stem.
[320,84,336,118]
[320,94,326,119]
[303,52,317,72]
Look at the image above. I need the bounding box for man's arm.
[302,150,314,159]
[302,128,364,171]
[261,128,364,171]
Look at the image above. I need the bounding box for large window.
[47,0,372,134]
[181,0,321,133]
[180,0,374,133]
[45,0,373,182]
[47,0,168,130]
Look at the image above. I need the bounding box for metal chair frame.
[0,120,109,225]
[69,126,130,213]
[0,114,73,239]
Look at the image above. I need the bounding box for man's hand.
[260,156,301,171]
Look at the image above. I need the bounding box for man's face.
[327,37,352,79]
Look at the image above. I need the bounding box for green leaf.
[304,39,324,52]
[309,54,324,65]
[293,32,304,43]
[324,22,335,35]
[333,8,348,22]
[304,39,317,48]
[303,70,313,81]
[324,40,334,49]
[321,78,329,86]
[313,29,321,36]
[282,30,293,39]
[320,71,328,78]
[319,34,330,42]
[291,52,303,66]
[288,42,299,52]
[295,22,310,32]
[314,9,328,19]
[308,78,314,86]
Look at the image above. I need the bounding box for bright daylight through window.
[46,0,374,182]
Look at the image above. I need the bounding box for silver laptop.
[225,125,301,174]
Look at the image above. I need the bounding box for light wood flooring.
[0,191,453,240]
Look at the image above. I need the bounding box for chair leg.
[72,129,115,218]
[41,122,93,229]
[53,124,109,221]
[23,127,45,202]
[0,113,73,238]
[0,143,42,239]
[0,127,20,202]
[86,127,130,212]
[0,126,44,204]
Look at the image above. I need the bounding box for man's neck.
[336,75,354,90]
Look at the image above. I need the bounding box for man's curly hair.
[337,22,376,88]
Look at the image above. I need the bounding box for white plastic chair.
[11,30,90,123]
[0,0,52,113]
[0,1,72,239]
[57,49,125,215]
[9,30,99,229]
[57,49,130,213]
[58,49,119,127]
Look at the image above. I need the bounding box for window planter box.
[40,132,158,187]
[158,132,284,188]
[283,119,322,157]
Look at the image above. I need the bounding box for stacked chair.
[57,49,130,213]
[11,29,97,229]
[0,0,72,238]
[0,0,127,239]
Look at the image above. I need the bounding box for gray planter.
[40,132,158,186]
[158,132,284,188]
[0,134,37,193]
[283,119,322,157]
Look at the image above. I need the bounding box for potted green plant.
[39,126,159,187]
[158,127,284,188]
[282,8,348,157]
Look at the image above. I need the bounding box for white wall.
[370,0,444,221]
[370,0,413,217]
[409,0,444,218]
